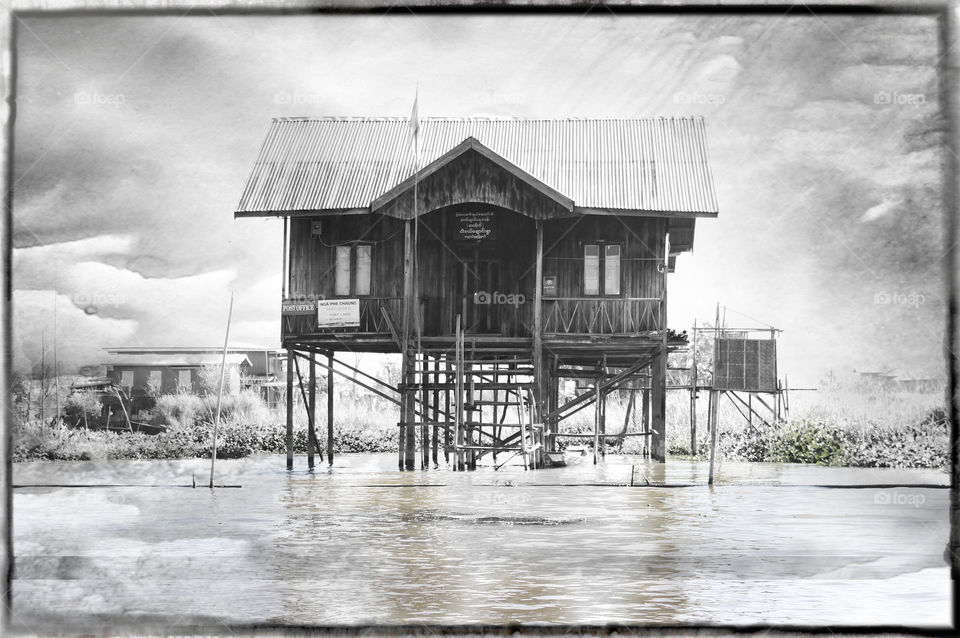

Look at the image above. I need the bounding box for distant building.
[855,370,897,388]
[101,346,287,417]
[853,369,945,394]
[895,377,946,394]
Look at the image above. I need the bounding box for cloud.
[10,14,945,386]
[861,198,900,222]
[13,290,138,377]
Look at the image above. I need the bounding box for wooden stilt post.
[600,389,607,459]
[620,388,636,452]
[444,357,451,465]
[431,357,439,467]
[651,348,667,462]
[400,219,413,471]
[532,221,545,465]
[548,360,559,453]
[690,321,698,456]
[326,351,334,466]
[651,227,669,463]
[286,348,294,471]
[593,370,601,465]
[492,383,499,463]
[454,315,463,471]
[706,387,713,437]
[421,353,429,470]
[308,353,316,469]
[641,386,650,458]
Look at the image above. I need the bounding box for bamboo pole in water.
[708,389,720,485]
[708,302,721,486]
[209,293,234,489]
[327,351,334,466]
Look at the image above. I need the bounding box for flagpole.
[412,88,422,356]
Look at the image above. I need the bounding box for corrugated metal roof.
[235,117,719,216]
[106,353,252,368]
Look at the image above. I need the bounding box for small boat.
[543,445,589,468]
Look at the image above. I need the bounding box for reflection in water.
[12,453,951,629]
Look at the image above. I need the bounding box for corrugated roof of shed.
[235,117,719,216]
[106,353,253,368]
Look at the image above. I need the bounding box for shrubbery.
[667,407,949,469]
[12,384,950,469]
[13,389,401,462]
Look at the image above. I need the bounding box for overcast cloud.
[11,13,946,384]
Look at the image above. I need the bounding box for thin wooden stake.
[708,389,720,485]
[210,293,235,489]
[327,351,334,466]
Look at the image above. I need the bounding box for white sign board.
[316,299,360,328]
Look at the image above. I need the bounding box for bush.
[63,390,101,428]
[152,392,204,430]
[768,420,848,465]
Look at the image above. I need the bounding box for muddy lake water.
[11,452,952,630]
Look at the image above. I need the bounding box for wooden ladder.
[450,315,540,470]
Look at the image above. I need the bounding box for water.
[12,453,951,630]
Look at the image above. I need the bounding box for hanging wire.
[722,306,776,330]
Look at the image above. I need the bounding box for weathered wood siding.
[288,215,405,300]
[416,206,536,336]
[542,216,665,333]
[376,149,571,220]
[285,211,665,339]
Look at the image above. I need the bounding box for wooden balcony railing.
[282,297,403,337]
[542,297,662,335]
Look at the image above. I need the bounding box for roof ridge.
[271,115,706,123]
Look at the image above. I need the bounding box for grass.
[665,385,949,468]
[12,384,950,469]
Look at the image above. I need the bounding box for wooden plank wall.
[542,216,664,299]
[416,207,536,336]
[288,215,405,300]
[288,212,665,338]
[376,150,569,220]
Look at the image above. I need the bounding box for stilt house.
[235,117,719,469]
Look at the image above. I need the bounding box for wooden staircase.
[399,315,545,470]
[450,317,543,470]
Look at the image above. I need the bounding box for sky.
[11,11,947,386]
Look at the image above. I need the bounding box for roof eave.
[574,207,718,219]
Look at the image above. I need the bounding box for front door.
[458,253,501,334]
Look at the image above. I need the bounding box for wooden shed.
[235,117,718,469]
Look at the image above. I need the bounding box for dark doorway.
[458,251,502,334]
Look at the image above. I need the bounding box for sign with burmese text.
[317,298,361,328]
[455,210,496,241]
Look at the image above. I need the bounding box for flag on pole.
[408,88,419,144]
